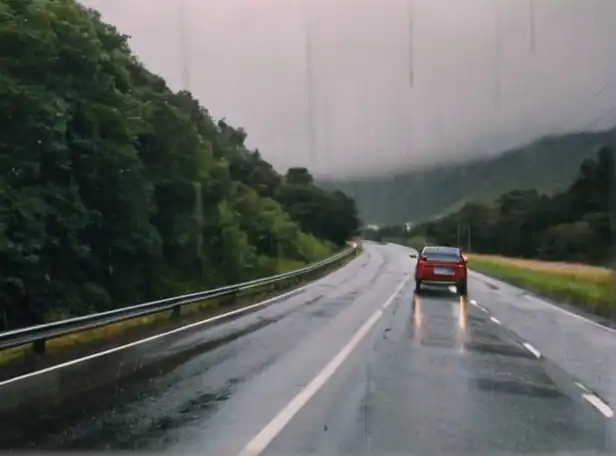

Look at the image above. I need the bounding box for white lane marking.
[575,382,591,393]
[469,299,488,312]
[524,293,616,335]
[382,277,410,310]
[583,393,614,418]
[237,278,410,456]
[490,316,501,325]
[0,280,329,388]
[471,271,616,335]
[523,342,541,358]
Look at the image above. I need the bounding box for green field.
[468,254,615,318]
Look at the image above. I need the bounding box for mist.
[81,0,616,178]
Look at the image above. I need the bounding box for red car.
[410,246,468,295]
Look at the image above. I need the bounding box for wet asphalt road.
[3,243,616,455]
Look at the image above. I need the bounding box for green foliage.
[468,257,614,318]
[403,236,430,251]
[321,129,615,224]
[0,0,360,329]
[383,146,614,266]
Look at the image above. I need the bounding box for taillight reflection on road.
[456,296,468,353]
[412,295,423,343]
[458,296,468,331]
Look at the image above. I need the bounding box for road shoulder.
[468,269,616,407]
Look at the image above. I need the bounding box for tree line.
[323,129,613,225]
[0,0,360,330]
[369,146,614,266]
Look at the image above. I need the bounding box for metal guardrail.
[0,245,359,354]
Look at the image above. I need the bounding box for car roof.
[422,246,460,254]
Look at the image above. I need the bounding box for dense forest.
[322,129,615,225]
[370,147,615,266]
[0,0,360,330]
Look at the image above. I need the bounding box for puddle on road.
[464,341,535,359]
[470,377,564,399]
[420,336,459,350]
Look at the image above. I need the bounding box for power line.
[584,103,616,131]
[552,82,614,132]
[528,0,536,53]
[494,0,502,111]
[179,0,191,91]
[406,94,413,161]
[303,0,318,166]
[405,0,415,162]
[407,0,414,87]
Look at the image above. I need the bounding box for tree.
[0,0,361,329]
[286,168,314,186]
[398,147,613,266]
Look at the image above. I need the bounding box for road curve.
[2,243,616,455]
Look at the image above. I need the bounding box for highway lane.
[2,243,616,455]
[1,242,409,451]
[259,282,616,456]
[468,268,616,412]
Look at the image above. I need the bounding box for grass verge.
[0,247,361,377]
[468,254,615,318]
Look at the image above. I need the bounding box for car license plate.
[434,267,453,275]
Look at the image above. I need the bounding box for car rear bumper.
[416,276,466,284]
[417,279,463,285]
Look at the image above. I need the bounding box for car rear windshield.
[422,249,460,262]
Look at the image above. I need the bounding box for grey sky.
[82,0,616,178]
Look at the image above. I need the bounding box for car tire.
[457,281,468,295]
[415,279,422,293]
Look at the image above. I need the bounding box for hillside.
[404,146,614,265]
[0,0,359,330]
[320,129,614,225]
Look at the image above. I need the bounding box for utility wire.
[179,0,191,91]
[303,0,318,167]
[552,83,614,132]
[494,0,502,111]
[529,0,536,53]
[407,0,414,88]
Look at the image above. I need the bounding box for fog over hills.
[82,0,616,178]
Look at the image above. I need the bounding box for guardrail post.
[0,249,351,354]
[33,339,46,355]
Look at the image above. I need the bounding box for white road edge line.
[529,294,616,335]
[575,382,591,393]
[0,279,329,389]
[523,342,541,358]
[582,393,614,418]
[237,278,410,456]
[470,271,616,335]
[470,300,478,306]
[478,305,488,313]
[490,316,501,325]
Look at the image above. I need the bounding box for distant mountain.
[319,129,615,225]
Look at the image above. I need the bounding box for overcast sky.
[82,0,616,178]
